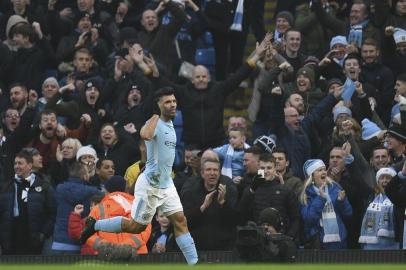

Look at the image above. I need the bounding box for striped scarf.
[359,194,395,244]
[348,20,369,48]
[221,143,250,178]
[230,0,244,32]
[314,185,341,243]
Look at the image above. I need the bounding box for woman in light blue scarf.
[359,167,399,250]
[300,159,353,250]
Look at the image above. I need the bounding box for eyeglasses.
[5,113,20,118]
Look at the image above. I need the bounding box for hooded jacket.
[52,177,102,250]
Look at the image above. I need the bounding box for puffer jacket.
[52,177,102,250]
[300,181,352,249]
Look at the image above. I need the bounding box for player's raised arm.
[140,114,160,141]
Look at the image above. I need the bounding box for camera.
[235,222,296,263]
[257,169,265,178]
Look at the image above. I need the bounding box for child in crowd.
[213,127,250,180]
[147,209,178,253]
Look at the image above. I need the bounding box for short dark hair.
[21,147,40,157]
[1,108,19,120]
[15,151,33,164]
[397,73,406,83]
[154,87,175,103]
[69,162,88,178]
[362,38,379,49]
[272,147,289,161]
[9,83,28,92]
[100,122,115,132]
[244,146,262,156]
[371,145,389,156]
[12,23,36,43]
[284,29,300,40]
[259,153,276,164]
[96,158,114,169]
[343,53,361,66]
[74,47,93,58]
[90,193,105,205]
[40,109,57,120]
[185,144,200,151]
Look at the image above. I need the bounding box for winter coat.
[137,1,186,75]
[385,175,406,247]
[180,175,238,250]
[0,175,56,254]
[95,131,139,176]
[300,181,353,249]
[154,62,254,148]
[239,179,300,238]
[52,177,102,250]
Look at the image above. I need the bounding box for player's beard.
[163,110,176,120]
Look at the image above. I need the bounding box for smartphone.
[216,181,221,191]
[84,31,92,39]
[258,169,265,178]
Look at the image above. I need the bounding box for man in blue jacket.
[51,162,102,254]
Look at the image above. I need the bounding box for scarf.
[359,194,395,244]
[333,55,347,67]
[314,185,341,243]
[230,0,244,32]
[221,143,250,178]
[341,77,356,102]
[13,173,35,217]
[348,19,369,48]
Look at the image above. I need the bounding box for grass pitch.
[1,264,406,270]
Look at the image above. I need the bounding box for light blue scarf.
[341,77,356,102]
[221,143,250,178]
[348,20,369,48]
[359,194,395,244]
[230,0,244,32]
[313,184,341,243]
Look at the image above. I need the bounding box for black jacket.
[0,175,56,254]
[95,130,139,176]
[0,108,36,184]
[238,180,301,239]
[385,174,406,246]
[154,62,254,148]
[137,1,186,76]
[361,62,395,126]
[7,38,56,91]
[180,175,238,251]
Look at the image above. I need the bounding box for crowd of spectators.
[0,0,406,258]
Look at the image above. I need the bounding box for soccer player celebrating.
[80,87,198,264]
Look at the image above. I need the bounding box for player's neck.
[160,115,172,122]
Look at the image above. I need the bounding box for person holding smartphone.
[238,153,300,240]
